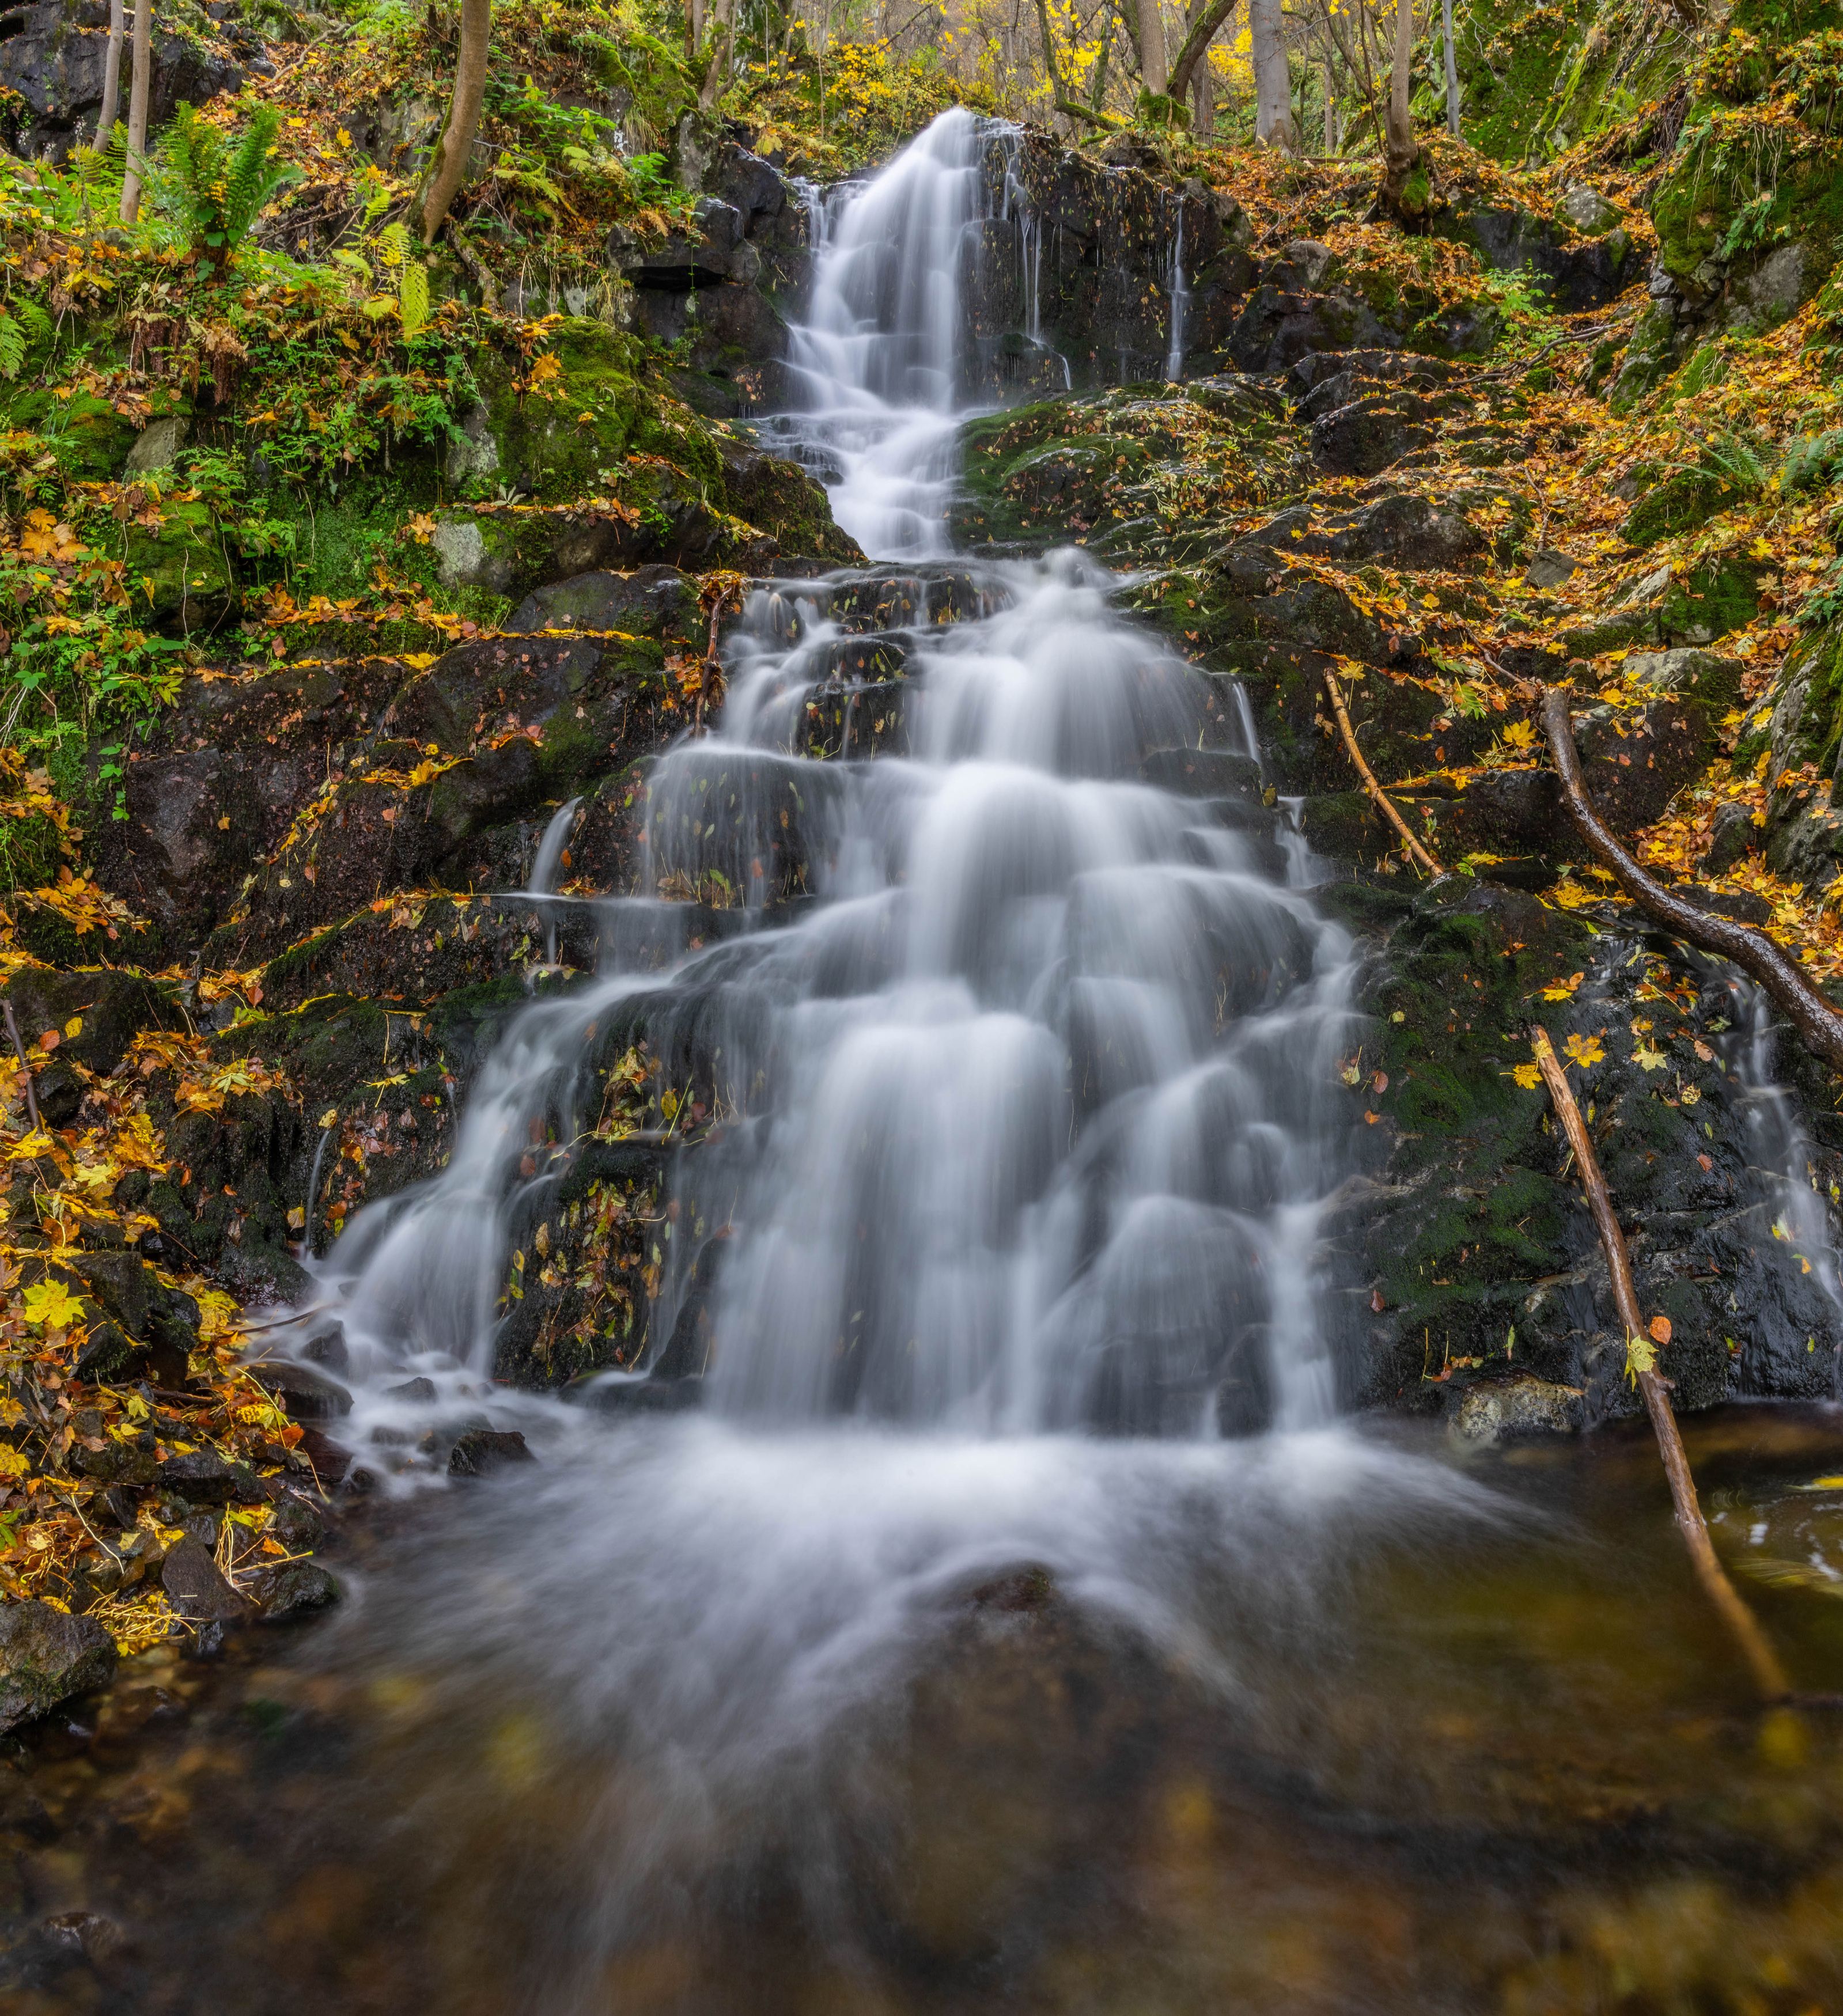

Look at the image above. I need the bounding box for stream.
[7,107,1843,2016]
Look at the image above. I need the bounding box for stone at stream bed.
[0,1600,118,1732]
[161,1538,251,1624]
[156,1448,262,1505]
[251,1560,341,1621]
[1450,1373,1585,1446]
[251,1358,354,1420]
[449,1428,536,1476]
[1701,800,1763,876]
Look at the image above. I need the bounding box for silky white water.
[266,112,1497,2000]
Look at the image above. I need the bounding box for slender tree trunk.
[1191,61,1212,132]
[1034,0,1073,126]
[699,0,737,107]
[1380,0,1424,213]
[1323,53,1335,151]
[1167,0,1232,108]
[1136,0,1167,95]
[96,0,125,149]
[1251,0,1296,150]
[1441,0,1458,135]
[118,0,151,223]
[421,0,491,244]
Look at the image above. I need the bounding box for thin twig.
[1530,1026,1791,1702]
[1323,670,1443,875]
[1541,686,1843,1074]
[3,1001,44,1132]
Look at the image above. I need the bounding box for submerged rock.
[0,1600,118,1731]
[1450,1373,1585,1446]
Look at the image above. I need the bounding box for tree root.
[1541,685,1843,1074]
[1530,1025,1792,1703]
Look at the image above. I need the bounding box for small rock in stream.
[160,1538,251,1624]
[1450,1374,1585,1447]
[0,1601,119,1732]
[448,1428,535,1476]
[252,1560,340,1621]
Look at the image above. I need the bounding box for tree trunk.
[1034,0,1073,128]
[1323,54,1335,151]
[1136,0,1167,95]
[1251,0,1296,150]
[699,0,736,107]
[96,0,124,149]
[1191,60,1213,133]
[1441,0,1459,135]
[118,0,151,224]
[421,0,491,244]
[1167,0,1233,108]
[687,0,703,59]
[1380,0,1424,214]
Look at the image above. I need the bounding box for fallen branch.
[1541,685,1843,1074]
[3,1001,44,1132]
[1323,670,1443,875]
[1530,1026,1791,1702]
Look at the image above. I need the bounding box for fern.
[374,221,410,269]
[399,259,430,340]
[157,101,300,278]
[0,310,23,381]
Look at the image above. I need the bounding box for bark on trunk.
[1380,0,1423,212]
[96,0,125,149]
[699,0,736,108]
[1251,0,1296,149]
[1441,0,1459,135]
[118,0,151,224]
[1136,0,1168,94]
[1529,1026,1791,1704]
[421,0,492,244]
[1167,0,1234,107]
[1539,687,1843,1075]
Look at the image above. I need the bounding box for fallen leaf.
[1648,1314,1672,1344]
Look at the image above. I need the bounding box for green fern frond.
[399,259,430,339]
[0,310,24,382]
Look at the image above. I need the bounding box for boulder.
[1451,1373,1585,1445]
[0,1600,118,1730]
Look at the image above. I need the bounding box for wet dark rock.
[448,1428,536,1476]
[156,1447,259,1505]
[1140,747,1262,798]
[0,1600,118,1731]
[1701,800,1762,876]
[160,1538,250,1624]
[270,1490,330,1552]
[1523,547,1580,590]
[385,1375,440,1403]
[294,1426,353,1486]
[1678,882,1773,926]
[0,0,243,159]
[506,564,698,639]
[0,966,177,1078]
[251,1560,340,1621]
[250,1358,354,1420]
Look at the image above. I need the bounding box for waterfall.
[1165,194,1191,382]
[297,109,1366,1447]
[775,106,993,559]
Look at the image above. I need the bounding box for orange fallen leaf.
[1648,1315,1672,1345]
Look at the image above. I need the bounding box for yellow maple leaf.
[1539,971,1585,1001]
[1563,1032,1606,1070]
[1509,1062,1542,1089]
[21,1279,86,1329]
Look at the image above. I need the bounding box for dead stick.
[3,1001,44,1132]
[1530,1025,1791,1702]
[1541,685,1843,1074]
[1323,670,1444,876]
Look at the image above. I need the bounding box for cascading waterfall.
[267,115,1470,2002]
[1165,192,1190,381]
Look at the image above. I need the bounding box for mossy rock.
[1621,465,1757,547]
[122,499,236,622]
[463,318,724,507]
[3,385,137,480]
